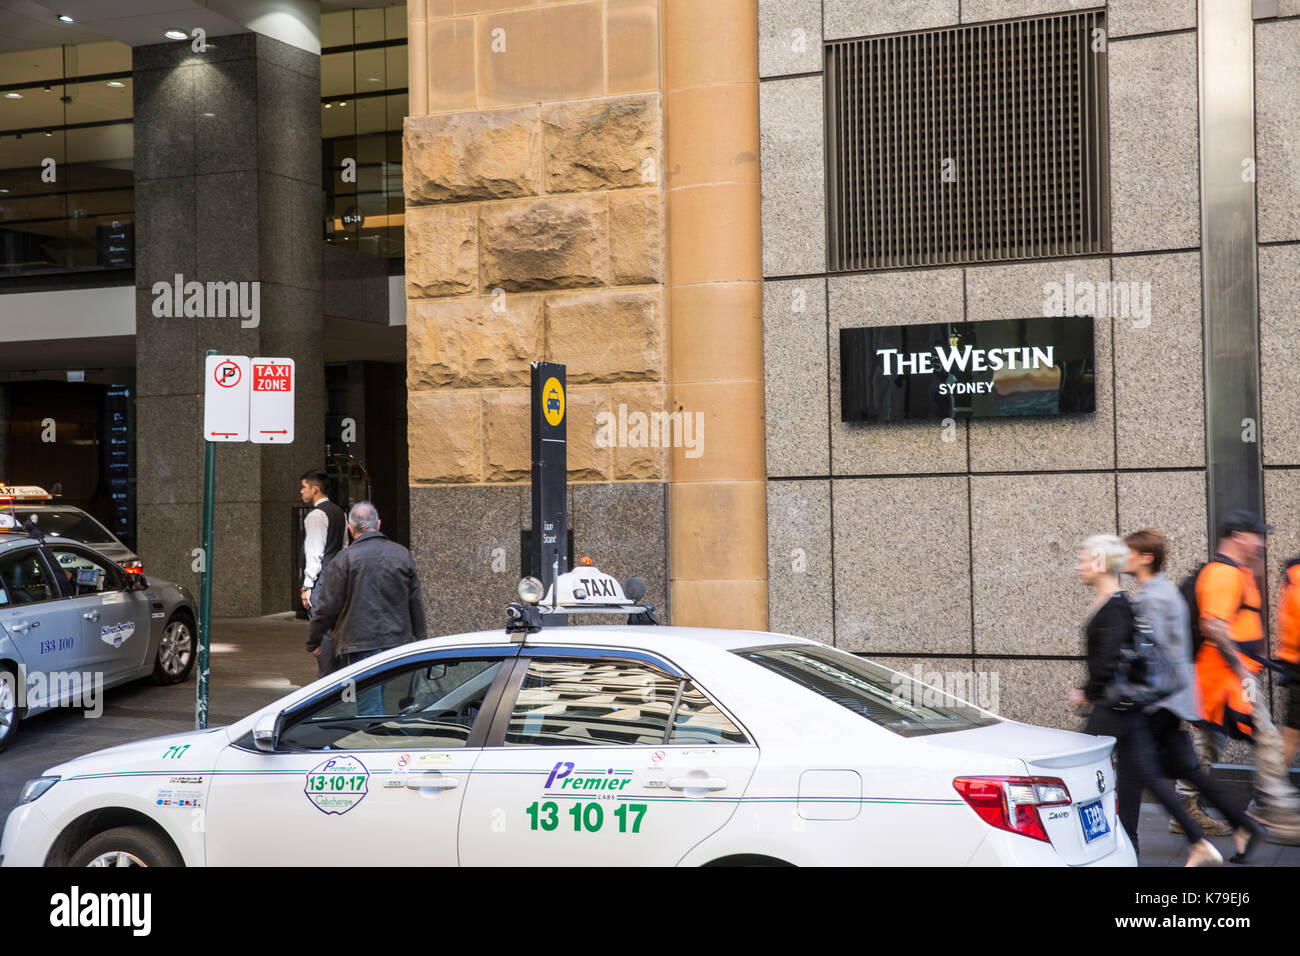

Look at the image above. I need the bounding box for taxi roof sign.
[506,563,660,635]
[0,484,52,500]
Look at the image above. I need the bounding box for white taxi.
[0,566,1135,866]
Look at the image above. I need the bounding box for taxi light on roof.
[0,484,51,501]
[579,556,592,566]
[518,576,544,605]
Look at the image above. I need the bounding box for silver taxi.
[0,525,196,752]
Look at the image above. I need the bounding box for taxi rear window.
[735,645,999,737]
[16,510,115,544]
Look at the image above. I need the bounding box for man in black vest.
[299,470,346,678]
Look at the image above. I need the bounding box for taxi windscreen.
[736,645,999,737]
[14,510,116,544]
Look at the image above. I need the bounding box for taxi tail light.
[121,560,143,574]
[953,775,1071,844]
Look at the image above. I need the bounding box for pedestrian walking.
[1177,510,1300,839]
[299,469,346,680]
[1124,529,1263,862]
[306,501,427,713]
[1068,534,1222,865]
[1276,557,1300,767]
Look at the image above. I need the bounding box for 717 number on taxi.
[526,801,647,833]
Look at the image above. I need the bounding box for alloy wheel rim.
[0,673,14,732]
[87,851,146,867]
[160,622,193,675]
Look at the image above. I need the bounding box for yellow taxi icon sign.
[543,377,565,427]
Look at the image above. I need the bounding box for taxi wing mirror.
[126,573,149,591]
[253,711,279,753]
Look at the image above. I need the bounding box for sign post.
[529,362,567,620]
[198,352,294,729]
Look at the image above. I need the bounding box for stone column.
[133,33,324,615]
[663,0,767,628]
[404,0,669,634]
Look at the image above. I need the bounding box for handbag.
[1104,607,1176,711]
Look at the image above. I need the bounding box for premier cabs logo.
[544,761,632,792]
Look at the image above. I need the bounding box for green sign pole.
[197,349,216,730]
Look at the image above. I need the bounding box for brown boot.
[1171,796,1232,836]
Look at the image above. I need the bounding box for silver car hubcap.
[159,621,193,676]
[0,673,15,733]
[87,851,147,867]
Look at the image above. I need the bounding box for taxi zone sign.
[203,355,295,444]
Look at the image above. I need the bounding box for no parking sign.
[202,355,294,443]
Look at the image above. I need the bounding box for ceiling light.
[0,188,9,193]
[164,29,188,40]
[106,80,124,88]
[5,92,22,99]
[323,103,331,109]
[337,101,347,107]
[43,84,52,92]
[57,14,75,23]
[367,77,380,83]
[201,111,215,117]
[45,130,52,136]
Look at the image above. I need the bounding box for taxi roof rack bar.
[505,599,661,639]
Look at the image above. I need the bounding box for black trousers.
[1149,706,1252,831]
[1086,706,1204,855]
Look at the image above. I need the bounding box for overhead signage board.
[203,354,251,441]
[840,315,1095,422]
[249,357,295,444]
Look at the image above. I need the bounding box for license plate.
[1079,799,1110,843]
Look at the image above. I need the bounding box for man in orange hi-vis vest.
[1277,558,1300,767]
[1178,511,1300,837]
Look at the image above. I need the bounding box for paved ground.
[2,615,1299,866]
[0,615,318,815]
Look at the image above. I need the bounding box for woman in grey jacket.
[1125,529,1263,863]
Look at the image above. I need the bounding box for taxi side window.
[0,548,58,606]
[278,657,504,751]
[48,548,123,596]
[504,658,681,747]
[670,681,748,745]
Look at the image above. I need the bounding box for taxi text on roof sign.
[0,484,51,500]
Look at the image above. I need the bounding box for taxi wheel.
[69,826,182,868]
[0,665,20,753]
[150,613,196,685]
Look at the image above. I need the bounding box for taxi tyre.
[0,664,20,753]
[68,825,183,868]
[149,611,196,685]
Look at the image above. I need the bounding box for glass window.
[736,645,1000,738]
[17,509,116,544]
[505,658,681,747]
[278,657,504,751]
[670,682,748,745]
[46,547,123,595]
[0,547,58,606]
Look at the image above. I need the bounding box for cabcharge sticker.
[100,621,135,648]
[156,788,203,808]
[305,755,369,815]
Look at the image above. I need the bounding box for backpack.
[1178,563,1209,660]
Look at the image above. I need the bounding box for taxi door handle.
[405,773,458,791]
[10,620,37,633]
[668,776,728,792]
[83,610,100,622]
